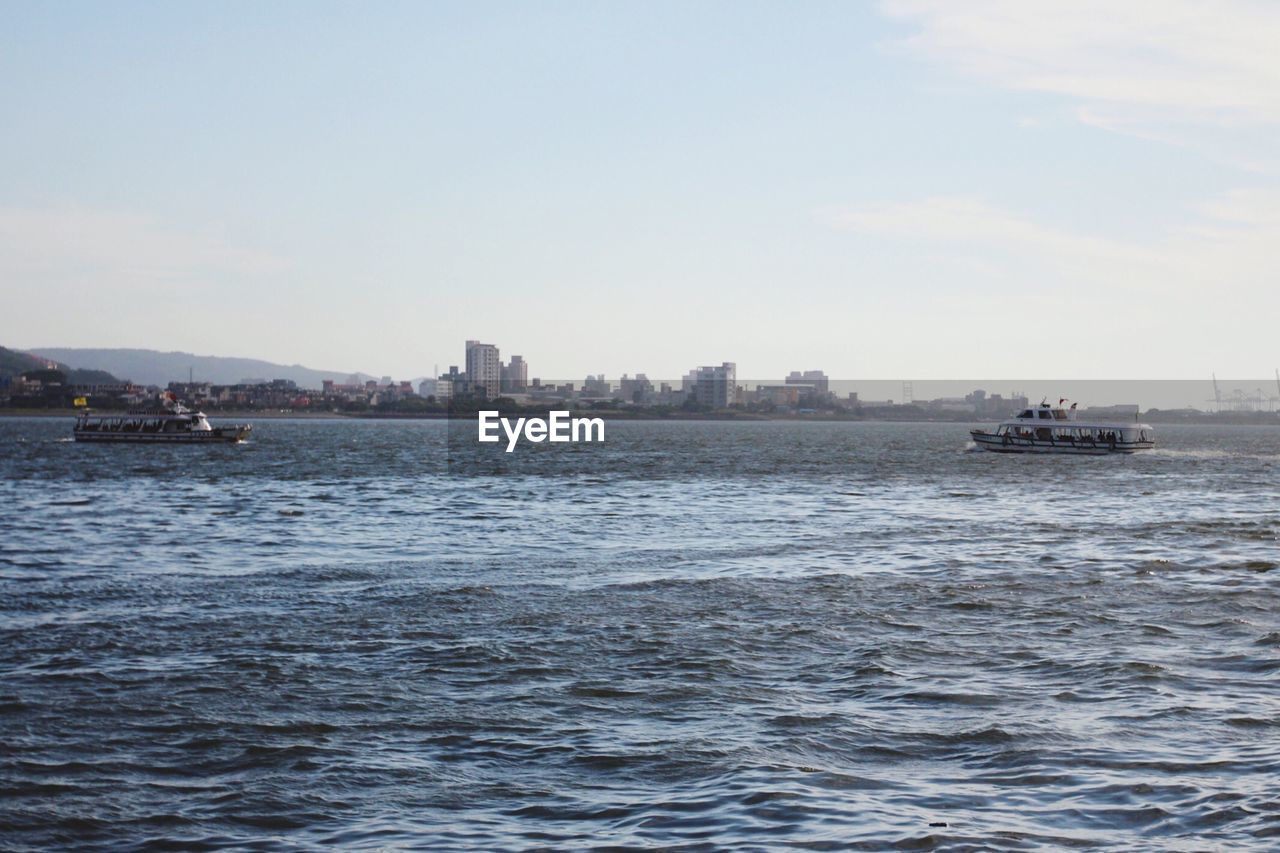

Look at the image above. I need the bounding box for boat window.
[1019,410,1032,419]
[1038,410,1050,419]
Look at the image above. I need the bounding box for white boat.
[970,401,1153,454]
[74,400,250,444]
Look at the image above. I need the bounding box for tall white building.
[693,362,736,408]
[465,340,501,398]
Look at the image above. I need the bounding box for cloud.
[1193,187,1280,228]
[821,189,1280,299]
[881,0,1280,132]
[820,196,1164,286]
[0,207,288,286]
[818,189,1280,374]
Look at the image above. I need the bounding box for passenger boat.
[73,401,251,444]
[970,401,1153,454]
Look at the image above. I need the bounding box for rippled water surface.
[3,417,1279,849]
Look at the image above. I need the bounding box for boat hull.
[73,426,251,444]
[970,430,1151,454]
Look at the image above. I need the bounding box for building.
[419,378,453,400]
[786,370,829,395]
[926,397,976,413]
[465,340,501,398]
[439,365,466,398]
[1083,403,1140,419]
[692,362,736,408]
[966,391,1029,417]
[619,374,654,404]
[756,384,809,407]
[501,355,528,393]
[581,375,611,398]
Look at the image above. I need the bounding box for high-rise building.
[501,355,528,392]
[693,362,736,408]
[465,340,501,398]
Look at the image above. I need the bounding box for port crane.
[1208,371,1280,413]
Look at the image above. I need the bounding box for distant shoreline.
[3,407,1279,426]
[0,408,363,420]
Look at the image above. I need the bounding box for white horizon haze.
[2,1,1278,379]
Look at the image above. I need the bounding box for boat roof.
[1000,417,1152,429]
[998,401,1150,428]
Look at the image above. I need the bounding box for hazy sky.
[2,1,1278,380]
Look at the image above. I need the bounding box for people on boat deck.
[1000,427,1128,443]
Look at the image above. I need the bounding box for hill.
[0,346,120,385]
[26,348,374,388]
[0,346,52,377]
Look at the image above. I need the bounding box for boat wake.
[1146,448,1280,461]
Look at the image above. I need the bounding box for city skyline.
[10,338,1280,411]
[3,2,1279,378]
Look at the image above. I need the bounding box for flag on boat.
[73,396,88,407]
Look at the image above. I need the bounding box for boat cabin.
[995,422,1153,445]
[999,402,1153,446]
[75,409,214,435]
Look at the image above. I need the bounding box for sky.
[2,0,1278,380]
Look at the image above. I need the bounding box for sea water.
[2,418,1278,848]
